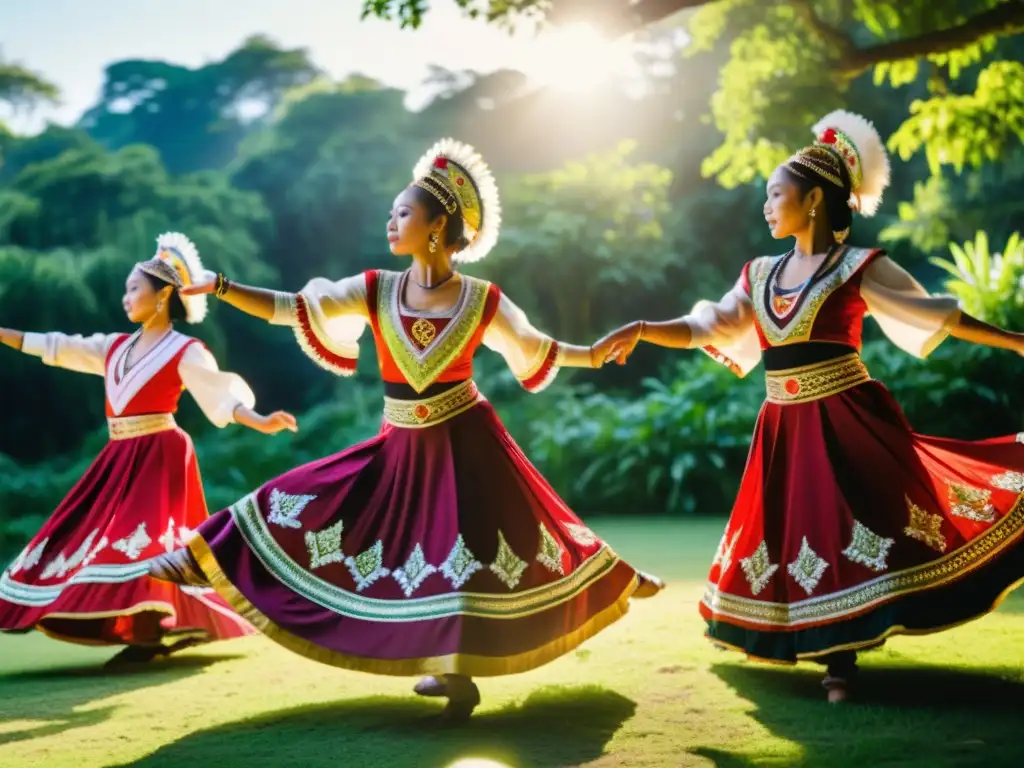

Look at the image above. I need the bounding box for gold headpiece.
[412,138,501,263]
[785,110,892,218]
[136,232,210,324]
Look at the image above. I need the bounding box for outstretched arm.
[862,256,1024,357]
[952,315,1024,354]
[178,344,297,435]
[594,277,759,376]
[593,317,697,359]
[2,328,119,375]
[482,293,601,393]
[183,274,280,321]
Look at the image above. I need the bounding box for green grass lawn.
[2,517,1024,768]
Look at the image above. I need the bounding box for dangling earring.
[428,231,439,253]
[810,208,817,219]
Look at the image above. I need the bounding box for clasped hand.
[590,321,644,368]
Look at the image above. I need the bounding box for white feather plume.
[155,231,209,324]
[811,110,891,217]
[413,138,502,263]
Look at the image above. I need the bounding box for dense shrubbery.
[4,331,1021,560]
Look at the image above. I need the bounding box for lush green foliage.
[929,231,1024,328]
[1,12,1022,559]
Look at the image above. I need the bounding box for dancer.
[597,110,1024,702]
[149,139,663,718]
[0,233,297,664]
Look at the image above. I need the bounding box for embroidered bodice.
[365,269,501,392]
[746,246,877,350]
[21,329,255,426]
[686,246,962,378]
[273,268,585,394]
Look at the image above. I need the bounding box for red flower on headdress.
[820,128,837,144]
[456,176,465,186]
[433,157,448,170]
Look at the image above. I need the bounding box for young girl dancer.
[149,140,662,718]
[0,233,297,664]
[599,110,1024,702]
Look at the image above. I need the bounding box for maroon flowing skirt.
[188,401,641,677]
[700,379,1024,662]
[0,427,253,646]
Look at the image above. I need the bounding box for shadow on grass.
[118,684,636,768]
[0,653,243,748]
[693,662,1024,768]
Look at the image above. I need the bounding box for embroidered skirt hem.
[186,401,647,677]
[0,428,253,645]
[699,380,1024,664]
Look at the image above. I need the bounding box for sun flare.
[519,23,638,94]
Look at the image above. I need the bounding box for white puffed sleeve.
[861,256,962,358]
[178,344,257,428]
[269,274,369,377]
[20,332,120,376]
[483,293,584,393]
[689,274,762,377]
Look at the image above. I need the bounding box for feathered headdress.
[412,138,501,263]
[787,110,892,217]
[137,232,211,324]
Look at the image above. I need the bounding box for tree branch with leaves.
[0,56,60,113]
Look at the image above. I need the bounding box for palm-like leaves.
[929,231,1024,326]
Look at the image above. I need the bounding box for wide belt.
[108,413,177,440]
[764,353,870,405]
[383,379,484,428]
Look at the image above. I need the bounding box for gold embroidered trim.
[904,496,947,552]
[382,379,484,429]
[190,533,637,678]
[751,247,875,346]
[703,490,1024,628]
[107,413,177,440]
[764,353,870,404]
[227,493,624,621]
[740,541,779,596]
[947,482,997,523]
[842,520,894,573]
[377,271,490,393]
[787,537,829,596]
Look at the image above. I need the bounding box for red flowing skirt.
[0,427,253,646]
[188,401,641,677]
[700,380,1024,662]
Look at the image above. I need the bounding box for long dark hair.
[408,185,470,251]
[142,273,187,323]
